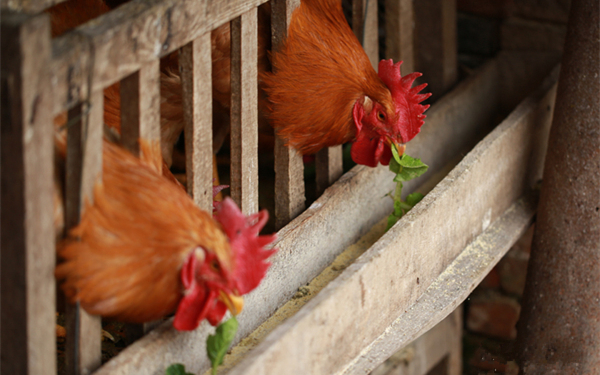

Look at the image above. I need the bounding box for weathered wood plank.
[65,90,104,375]
[272,0,305,229]
[385,0,415,73]
[226,69,558,375]
[371,309,462,375]
[414,0,458,97]
[315,145,343,197]
[352,0,379,69]
[120,59,161,156]
[49,0,270,116]
[230,8,259,214]
[0,11,56,375]
[93,53,556,375]
[180,33,213,211]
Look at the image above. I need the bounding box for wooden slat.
[180,33,213,211]
[227,68,558,375]
[92,52,556,375]
[119,59,162,339]
[352,0,379,69]
[315,146,343,197]
[65,90,104,375]
[49,0,271,116]
[385,0,415,73]
[371,308,462,375]
[0,11,56,375]
[414,0,458,97]
[230,8,259,214]
[120,59,161,156]
[272,0,305,229]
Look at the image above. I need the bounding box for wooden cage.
[1,0,564,374]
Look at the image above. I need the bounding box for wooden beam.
[64,90,104,375]
[385,0,415,73]
[93,52,558,375]
[315,145,343,197]
[414,0,458,98]
[120,59,161,156]
[272,0,305,229]
[180,33,213,212]
[227,69,557,374]
[230,8,259,214]
[371,308,462,375]
[0,11,56,375]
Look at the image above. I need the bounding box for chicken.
[55,139,276,330]
[262,0,432,167]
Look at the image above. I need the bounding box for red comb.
[214,198,277,295]
[378,60,431,143]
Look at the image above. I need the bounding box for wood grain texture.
[120,59,161,156]
[315,145,343,197]
[227,70,558,375]
[272,0,305,229]
[414,0,458,98]
[49,0,270,116]
[352,0,378,69]
[371,309,462,375]
[0,11,56,375]
[230,8,259,214]
[64,89,104,375]
[180,33,213,211]
[385,0,415,73]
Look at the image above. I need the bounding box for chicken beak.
[389,139,406,157]
[219,290,244,316]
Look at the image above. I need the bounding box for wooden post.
[64,90,104,375]
[120,60,161,156]
[315,146,343,197]
[231,8,259,214]
[180,33,213,212]
[1,11,56,375]
[353,0,379,69]
[385,0,415,74]
[120,59,161,338]
[272,0,305,229]
[414,0,457,98]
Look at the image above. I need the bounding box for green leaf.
[207,316,239,375]
[406,192,424,207]
[165,363,193,375]
[394,155,429,182]
[389,157,401,174]
[386,213,400,231]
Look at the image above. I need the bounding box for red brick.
[467,292,521,340]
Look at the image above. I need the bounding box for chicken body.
[55,140,276,330]
[263,0,431,167]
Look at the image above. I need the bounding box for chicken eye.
[210,260,221,272]
[377,112,385,121]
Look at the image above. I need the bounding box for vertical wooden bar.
[230,8,259,214]
[447,307,463,375]
[120,59,161,155]
[385,0,415,73]
[180,33,213,212]
[353,0,379,68]
[64,90,104,375]
[315,146,343,197]
[272,0,305,229]
[119,60,161,338]
[1,11,56,375]
[414,0,458,97]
